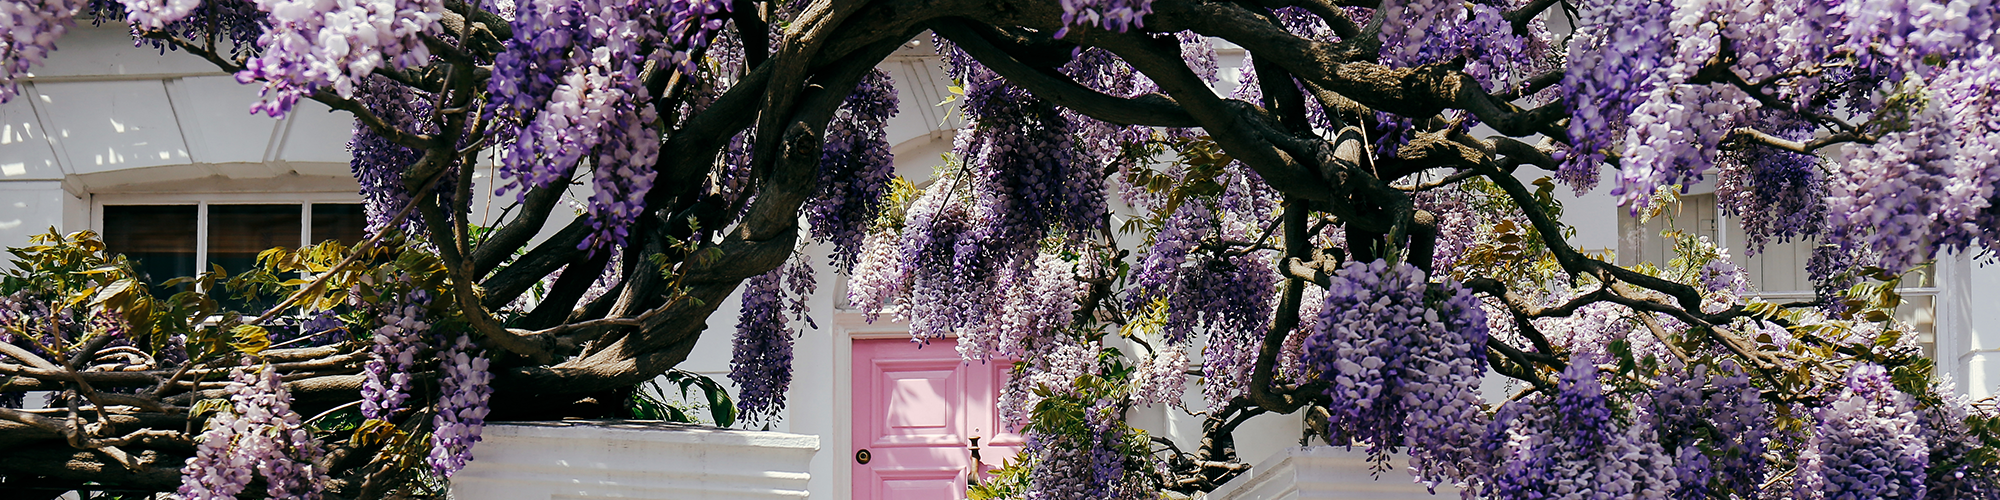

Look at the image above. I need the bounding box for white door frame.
[831,310,921,499]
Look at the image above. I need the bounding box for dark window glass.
[209,205,301,313]
[102,205,198,298]
[311,203,368,247]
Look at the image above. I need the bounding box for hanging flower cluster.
[1647,360,1770,499]
[236,0,445,116]
[176,364,332,499]
[361,289,432,420]
[1795,363,1929,499]
[729,255,815,423]
[1478,356,1680,498]
[429,332,494,477]
[1302,259,1490,485]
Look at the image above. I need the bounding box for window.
[1619,193,1939,356]
[100,201,367,308]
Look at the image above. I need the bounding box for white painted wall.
[1205,447,1457,500]
[451,421,819,500]
[1958,257,2000,399]
[11,20,2000,500]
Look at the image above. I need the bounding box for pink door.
[852,338,1022,499]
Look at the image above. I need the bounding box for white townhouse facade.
[4,22,1999,500]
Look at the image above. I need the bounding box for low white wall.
[451,420,820,500]
[1204,446,1456,500]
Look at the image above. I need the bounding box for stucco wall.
[9,21,2000,500]
[451,421,819,499]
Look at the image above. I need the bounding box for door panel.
[853,339,1021,500]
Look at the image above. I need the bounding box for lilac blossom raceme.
[1922,380,2000,499]
[1132,344,1188,407]
[976,248,1085,362]
[175,364,331,499]
[1716,116,1826,254]
[845,229,905,319]
[1795,363,1929,499]
[730,256,817,424]
[1125,200,1210,339]
[808,69,898,271]
[1615,82,1757,208]
[349,75,443,235]
[1478,355,1679,498]
[1824,56,2000,273]
[1648,360,1770,499]
[658,0,732,76]
[89,0,266,56]
[1055,0,1152,37]
[488,0,664,251]
[361,290,432,420]
[860,47,1107,353]
[1000,341,1099,427]
[236,0,444,116]
[0,0,86,104]
[429,332,493,477]
[115,0,197,30]
[1302,259,1489,486]
[1121,165,1278,405]
[1377,0,1542,93]
[1558,0,1674,192]
[1015,370,1153,499]
[486,0,583,132]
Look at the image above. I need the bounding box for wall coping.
[1203,446,1455,500]
[483,420,821,451]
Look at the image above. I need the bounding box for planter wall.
[1204,446,1457,500]
[450,420,820,499]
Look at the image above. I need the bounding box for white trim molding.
[828,311,916,499]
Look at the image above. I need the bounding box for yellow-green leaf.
[230,324,271,355]
[190,398,232,418]
[353,419,402,447]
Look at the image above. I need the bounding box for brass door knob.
[855,449,872,465]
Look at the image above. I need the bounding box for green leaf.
[76,265,125,276]
[229,324,271,355]
[353,419,401,447]
[90,278,139,308]
[704,380,736,428]
[190,398,232,418]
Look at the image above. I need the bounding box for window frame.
[90,192,364,290]
[1618,193,1954,359]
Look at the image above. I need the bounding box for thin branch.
[141,31,438,151]
[0,342,59,371]
[1502,0,1562,36]
[245,166,444,328]
[1398,168,1481,191]
[930,19,1200,127]
[1725,127,1869,154]
[1494,70,1564,102]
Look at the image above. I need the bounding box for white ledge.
[452,420,821,500]
[1204,446,1457,500]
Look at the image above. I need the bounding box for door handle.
[855,448,872,465]
[967,437,985,486]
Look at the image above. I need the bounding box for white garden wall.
[451,421,819,499]
[1204,447,1457,500]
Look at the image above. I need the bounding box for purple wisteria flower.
[176,364,331,499]
[429,332,493,477]
[361,290,431,420]
[1303,259,1489,485]
[1795,363,1929,499]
